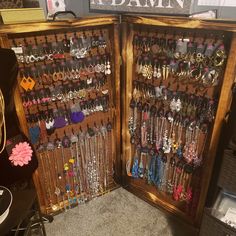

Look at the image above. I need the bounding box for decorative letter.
[143,0,158,7]
[174,0,184,8]
[127,0,142,7]
[111,0,126,5]
[155,0,164,8]
[166,0,173,8]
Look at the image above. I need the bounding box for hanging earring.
[131,149,139,178]
[175,98,182,112]
[138,153,144,178]
[105,60,111,75]
[156,64,162,79]
[153,63,157,78]
[170,98,177,112]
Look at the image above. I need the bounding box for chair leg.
[38,208,47,236]
[14,222,22,236]
[23,221,32,236]
[35,198,47,236]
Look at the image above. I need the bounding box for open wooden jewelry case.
[0,15,236,226]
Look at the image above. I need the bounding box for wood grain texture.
[0,34,10,47]
[121,22,134,181]
[122,15,236,32]
[0,15,119,35]
[121,22,128,183]
[113,23,122,183]
[195,33,236,225]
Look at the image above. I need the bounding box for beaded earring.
[131,149,139,178]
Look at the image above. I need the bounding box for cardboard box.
[0,8,45,24]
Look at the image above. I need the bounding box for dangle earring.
[167,157,176,194]
[138,152,145,178]
[170,98,182,112]
[105,59,111,75]
[148,149,155,184]
[156,64,162,79]
[131,148,139,178]
[153,63,158,78]
[141,122,148,147]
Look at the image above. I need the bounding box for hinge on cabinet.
[119,55,123,66]
[119,14,122,24]
[232,82,236,94]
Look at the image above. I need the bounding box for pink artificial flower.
[9,142,33,167]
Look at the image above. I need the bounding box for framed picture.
[89,0,192,15]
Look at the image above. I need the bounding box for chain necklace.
[45,151,59,211]
[78,131,89,200]
[39,152,54,212]
[52,146,63,210]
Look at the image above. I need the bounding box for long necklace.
[101,125,108,191]
[160,155,168,192]
[156,116,165,151]
[167,157,176,194]
[163,115,174,154]
[61,143,72,209]
[155,116,160,150]
[70,139,81,204]
[45,150,59,211]
[107,121,113,181]
[87,133,99,198]
[127,99,136,176]
[40,152,54,211]
[52,145,63,211]
[78,131,89,200]
[84,133,92,198]
[149,111,154,145]
[53,141,66,211]
[94,128,102,192]
[176,123,183,158]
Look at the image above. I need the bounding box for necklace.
[45,151,59,211]
[52,145,63,211]
[39,152,54,212]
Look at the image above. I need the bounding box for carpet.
[45,187,198,236]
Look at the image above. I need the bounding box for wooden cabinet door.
[121,15,236,226]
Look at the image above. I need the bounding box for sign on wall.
[90,0,192,15]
